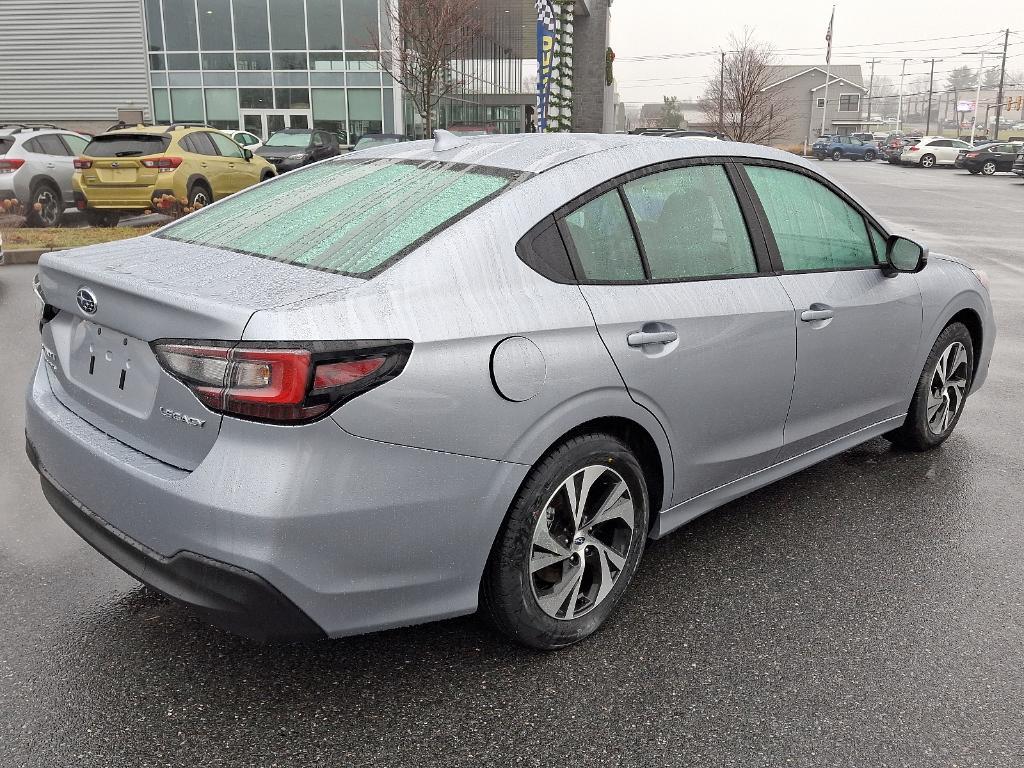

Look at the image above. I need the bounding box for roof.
[763,65,865,91]
[352,132,813,175]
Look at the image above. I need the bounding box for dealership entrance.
[240,110,313,140]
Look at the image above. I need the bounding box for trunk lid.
[38,234,364,470]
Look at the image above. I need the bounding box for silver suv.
[0,124,90,227]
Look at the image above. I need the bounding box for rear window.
[0,137,12,155]
[157,158,518,276]
[84,133,171,157]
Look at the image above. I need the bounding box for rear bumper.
[27,437,325,641]
[25,357,529,639]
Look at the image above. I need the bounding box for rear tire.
[864,150,876,161]
[27,182,62,228]
[85,209,120,227]
[481,433,650,650]
[832,149,843,161]
[920,153,936,168]
[885,322,974,451]
[981,161,997,176]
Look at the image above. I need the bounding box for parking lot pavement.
[1,162,1023,768]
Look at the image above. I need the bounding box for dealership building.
[0,0,613,139]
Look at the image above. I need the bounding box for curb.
[0,248,47,266]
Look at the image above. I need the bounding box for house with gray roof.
[763,65,867,147]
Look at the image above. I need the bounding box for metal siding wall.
[0,0,150,122]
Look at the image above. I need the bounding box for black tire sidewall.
[28,183,61,228]
[482,433,650,649]
[189,183,212,208]
[894,322,974,450]
[832,150,843,161]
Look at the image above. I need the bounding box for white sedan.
[901,136,971,168]
[220,129,263,152]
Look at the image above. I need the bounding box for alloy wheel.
[982,161,996,175]
[529,465,636,620]
[921,154,935,168]
[191,190,209,207]
[927,341,969,435]
[34,188,60,227]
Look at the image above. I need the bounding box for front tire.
[832,149,843,161]
[886,322,974,451]
[481,433,650,650]
[864,150,876,161]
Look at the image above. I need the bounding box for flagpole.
[819,5,835,138]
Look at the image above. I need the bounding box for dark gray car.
[26,133,995,649]
[255,128,340,172]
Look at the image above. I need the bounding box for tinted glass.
[746,165,875,271]
[37,134,70,156]
[623,165,756,280]
[198,0,232,49]
[187,132,219,155]
[210,132,244,158]
[271,0,306,49]
[344,0,378,48]
[265,131,311,147]
[307,0,343,50]
[232,0,269,49]
[162,0,198,49]
[564,190,644,282]
[0,138,12,155]
[23,138,44,154]
[145,0,163,50]
[869,225,887,262]
[202,52,235,70]
[85,134,171,157]
[61,135,89,155]
[158,159,513,275]
[170,88,204,121]
[239,88,273,109]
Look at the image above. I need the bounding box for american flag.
[825,6,835,63]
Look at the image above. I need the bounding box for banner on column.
[535,0,572,132]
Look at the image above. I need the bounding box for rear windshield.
[0,137,12,154]
[157,158,518,276]
[84,134,171,157]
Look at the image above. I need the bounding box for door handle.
[800,308,835,322]
[627,330,678,347]
[46,163,56,169]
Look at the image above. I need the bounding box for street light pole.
[923,58,941,135]
[718,50,725,134]
[896,59,909,133]
[866,58,881,128]
[994,29,1010,140]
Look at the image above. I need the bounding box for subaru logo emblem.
[76,287,98,315]
[110,162,119,168]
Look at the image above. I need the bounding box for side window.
[622,165,757,279]
[61,134,89,155]
[23,137,43,154]
[187,132,219,156]
[745,165,876,271]
[37,134,71,156]
[209,132,244,158]
[563,190,645,282]
[869,225,887,263]
[313,132,325,147]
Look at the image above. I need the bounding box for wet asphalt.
[1,161,1022,767]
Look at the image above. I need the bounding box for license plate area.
[66,319,161,416]
[97,167,138,184]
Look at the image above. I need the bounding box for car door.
[569,162,797,504]
[943,139,969,164]
[208,131,255,192]
[741,162,923,459]
[183,131,229,199]
[310,131,330,162]
[998,143,1022,171]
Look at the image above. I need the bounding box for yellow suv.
[72,124,275,226]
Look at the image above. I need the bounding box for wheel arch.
[945,307,984,381]
[185,173,211,195]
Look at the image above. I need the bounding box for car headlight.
[971,268,990,291]
[286,153,306,161]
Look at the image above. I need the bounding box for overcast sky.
[608,1,1022,104]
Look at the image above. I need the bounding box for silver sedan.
[26,132,994,649]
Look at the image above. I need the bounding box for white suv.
[0,124,91,227]
[900,136,971,168]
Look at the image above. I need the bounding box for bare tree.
[373,0,483,137]
[699,31,792,144]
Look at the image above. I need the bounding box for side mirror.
[885,235,928,274]
[243,148,253,161]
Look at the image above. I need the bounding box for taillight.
[966,152,979,158]
[908,146,919,152]
[152,340,412,424]
[0,158,25,173]
[73,158,92,169]
[141,156,183,171]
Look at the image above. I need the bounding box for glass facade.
[143,0,533,141]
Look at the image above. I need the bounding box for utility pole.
[896,59,909,133]
[865,58,881,128]
[993,28,1010,140]
[923,58,941,135]
[718,50,725,134]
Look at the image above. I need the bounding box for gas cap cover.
[490,336,546,402]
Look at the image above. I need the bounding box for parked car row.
[1,121,413,228]
[955,141,1024,175]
